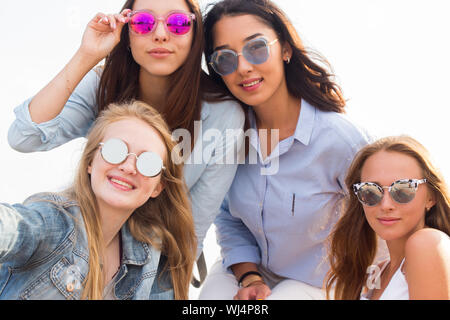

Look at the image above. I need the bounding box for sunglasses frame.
[209,37,279,76]
[353,178,427,207]
[127,10,196,36]
[99,138,166,178]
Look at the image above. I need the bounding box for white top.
[361,259,409,300]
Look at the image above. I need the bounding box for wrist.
[238,271,265,288]
[74,48,104,68]
[242,276,265,288]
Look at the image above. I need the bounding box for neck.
[385,239,406,271]
[253,92,301,140]
[139,69,169,113]
[252,79,300,130]
[98,203,132,248]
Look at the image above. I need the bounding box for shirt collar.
[201,102,210,120]
[293,99,315,146]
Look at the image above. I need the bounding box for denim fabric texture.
[0,193,173,300]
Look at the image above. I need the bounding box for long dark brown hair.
[325,136,450,300]
[203,0,346,114]
[97,0,205,140]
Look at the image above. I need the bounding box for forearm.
[29,49,101,124]
[231,262,260,282]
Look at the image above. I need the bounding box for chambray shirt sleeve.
[214,195,261,270]
[0,200,72,267]
[7,69,100,152]
[189,101,245,256]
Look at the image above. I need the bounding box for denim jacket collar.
[120,223,159,266]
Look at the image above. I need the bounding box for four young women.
[4,0,450,300]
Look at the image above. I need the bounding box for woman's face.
[88,118,167,216]
[212,14,290,107]
[360,150,435,242]
[129,0,194,77]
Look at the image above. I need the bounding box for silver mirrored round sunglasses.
[99,138,165,178]
[353,179,427,207]
[209,37,279,76]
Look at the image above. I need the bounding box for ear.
[150,181,165,199]
[425,192,437,212]
[282,41,293,62]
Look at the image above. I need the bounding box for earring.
[285,57,291,64]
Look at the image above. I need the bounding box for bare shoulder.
[405,228,450,271]
[405,228,450,252]
[404,228,450,299]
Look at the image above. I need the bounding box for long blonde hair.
[325,135,450,300]
[65,101,196,300]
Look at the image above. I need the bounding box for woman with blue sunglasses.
[326,136,450,300]
[198,0,373,300]
[7,0,245,267]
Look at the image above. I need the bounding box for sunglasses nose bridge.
[118,153,138,174]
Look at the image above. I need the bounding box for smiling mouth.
[108,176,136,191]
[240,79,263,88]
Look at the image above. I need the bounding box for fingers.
[94,10,131,30]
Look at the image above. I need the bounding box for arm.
[8,11,130,152]
[0,202,53,266]
[28,11,129,124]
[405,228,450,300]
[215,197,271,300]
[189,103,245,255]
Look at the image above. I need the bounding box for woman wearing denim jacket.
[0,101,196,300]
[7,0,244,257]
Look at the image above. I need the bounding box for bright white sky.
[1,0,449,298]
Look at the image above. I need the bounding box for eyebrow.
[213,33,264,51]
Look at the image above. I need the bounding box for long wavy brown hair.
[325,135,450,300]
[203,0,346,114]
[65,101,196,300]
[97,0,205,141]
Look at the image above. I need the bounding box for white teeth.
[242,79,262,87]
[110,178,133,189]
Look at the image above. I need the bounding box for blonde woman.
[0,101,196,300]
[326,136,450,300]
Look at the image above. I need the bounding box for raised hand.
[78,9,132,62]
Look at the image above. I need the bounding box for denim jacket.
[7,69,245,257]
[0,193,173,300]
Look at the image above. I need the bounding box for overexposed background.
[1,1,449,299]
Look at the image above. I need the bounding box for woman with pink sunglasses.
[8,0,244,266]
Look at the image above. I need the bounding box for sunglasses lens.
[243,39,270,65]
[130,12,155,34]
[391,181,416,203]
[166,13,192,35]
[357,184,383,206]
[212,50,238,76]
[136,152,163,177]
[101,139,128,164]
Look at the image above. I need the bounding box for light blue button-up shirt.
[215,100,372,287]
[7,69,245,256]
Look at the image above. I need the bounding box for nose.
[236,54,253,76]
[118,154,137,175]
[379,189,395,212]
[152,19,169,42]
